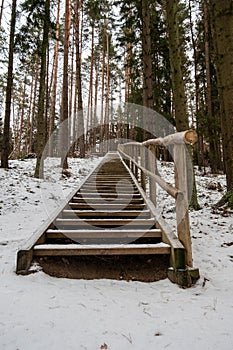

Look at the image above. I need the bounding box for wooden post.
[124,145,130,168]
[148,145,156,206]
[130,145,134,173]
[140,146,146,191]
[134,145,139,181]
[16,249,33,274]
[174,144,193,267]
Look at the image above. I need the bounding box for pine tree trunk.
[0,0,5,27]
[210,0,233,191]
[204,0,222,173]
[25,77,34,154]
[125,42,132,103]
[60,0,71,170]
[86,24,94,149]
[34,0,50,178]
[165,0,188,131]
[104,30,110,152]
[100,25,106,154]
[48,0,60,157]
[29,55,39,154]
[74,0,85,158]
[142,0,154,138]
[18,77,27,155]
[93,46,100,151]
[142,0,154,110]
[188,0,205,169]
[1,0,17,168]
[166,0,200,209]
[69,29,75,149]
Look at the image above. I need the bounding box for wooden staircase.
[33,153,171,258]
[16,132,200,286]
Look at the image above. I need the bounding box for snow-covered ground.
[0,156,233,350]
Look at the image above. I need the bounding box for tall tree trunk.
[210,0,233,191]
[100,24,106,154]
[166,0,200,209]
[44,45,50,145]
[188,0,205,169]
[69,26,75,147]
[204,0,222,173]
[104,29,110,152]
[74,0,85,158]
[60,0,71,170]
[34,0,50,178]
[49,0,60,157]
[86,24,94,149]
[93,45,100,151]
[17,77,27,155]
[142,0,154,138]
[1,0,17,168]
[125,41,132,104]
[165,0,189,131]
[25,76,34,154]
[142,0,154,110]
[0,0,5,27]
[29,55,39,153]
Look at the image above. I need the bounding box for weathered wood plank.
[71,197,144,204]
[33,243,171,256]
[174,144,193,267]
[142,130,198,146]
[80,187,138,193]
[55,218,156,227]
[46,228,162,239]
[75,192,142,198]
[148,145,157,206]
[68,203,146,210]
[62,210,151,217]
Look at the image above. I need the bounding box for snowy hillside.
[0,157,233,350]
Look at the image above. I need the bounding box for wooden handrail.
[118,130,197,267]
[118,145,180,198]
[120,130,197,148]
[142,130,197,147]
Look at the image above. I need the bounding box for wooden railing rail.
[118,130,197,267]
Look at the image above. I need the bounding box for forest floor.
[0,155,233,350]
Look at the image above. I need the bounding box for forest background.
[0,0,233,206]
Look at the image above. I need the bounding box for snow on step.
[46,228,162,238]
[33,243,171,256]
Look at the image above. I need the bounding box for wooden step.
[89,178,132,182]
[71,197,144,204]
[75,192,142,198]
[33,243,171,256]
[68,203,146,210]
[88,176,133,180]
[62,210,151,218]
[82,184,137,189]
[46,228,162,239]
[80,187,138,193]
[55,218,156,227]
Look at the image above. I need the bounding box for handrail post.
[174,144,193,267]
[140,145,146,192]
[130,145,134,173]
[148,145,156,206]
[125,146,130,168]
[134,145,139,181]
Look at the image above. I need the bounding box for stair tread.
[46,229,161,239]
[47,228,161,233]
[55,218,155,224]
[33,243,171,256]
